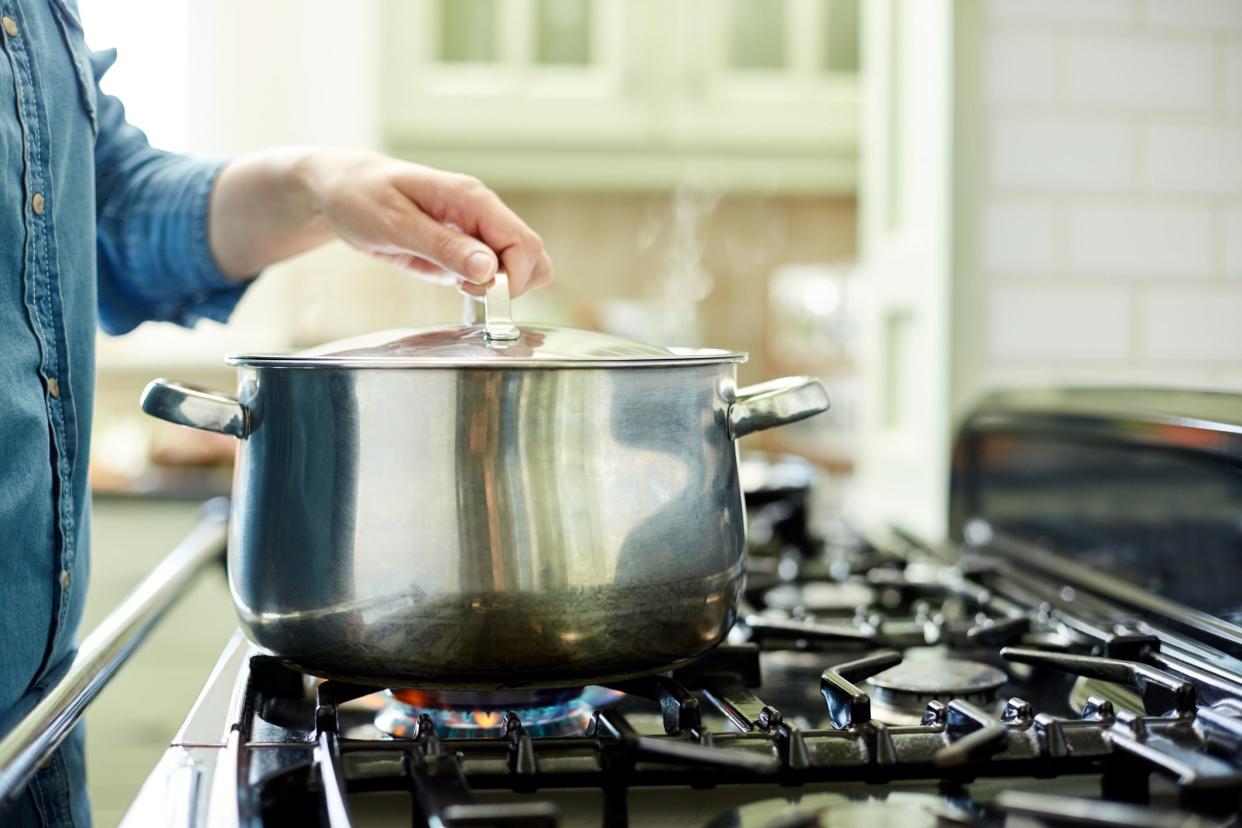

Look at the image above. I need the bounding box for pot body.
[228,362,748,688]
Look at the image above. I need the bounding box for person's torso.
[0,0,98,714]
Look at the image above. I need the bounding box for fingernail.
[466,250,496,282]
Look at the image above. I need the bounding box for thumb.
[407,215,497,284]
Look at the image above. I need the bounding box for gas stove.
[117,388,1242,826]
[119,544,1242,827]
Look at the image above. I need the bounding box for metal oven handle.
[0,499,229,805]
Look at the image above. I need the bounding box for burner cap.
[868,658,1007,720]
[763,580,876,613]
[707,792,968,828]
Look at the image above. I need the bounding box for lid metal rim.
[225,353,748,369]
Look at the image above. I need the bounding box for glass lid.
[228,273,745,368]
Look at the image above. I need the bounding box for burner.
[390,687,583,710]
[707,792,978,828]
[867,657,1007,724]
[763,580,876,613]
[375,686,622,739]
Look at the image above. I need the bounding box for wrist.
[208,146,340,279]
[287,147,333,239]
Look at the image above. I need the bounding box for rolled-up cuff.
[97,159,251,334]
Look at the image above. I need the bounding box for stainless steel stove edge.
[119,746,224,828]
[174,631,256,748]
[120,631,256,827]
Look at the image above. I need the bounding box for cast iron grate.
[222,633,1242,827]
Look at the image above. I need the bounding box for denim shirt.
[0,0,245,789]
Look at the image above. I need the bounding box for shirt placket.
[1,0,76,652]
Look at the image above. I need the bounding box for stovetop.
[121,526,1242,827]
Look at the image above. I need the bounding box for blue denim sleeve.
[91,49,249,335]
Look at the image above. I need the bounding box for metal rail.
[0,499,229,803]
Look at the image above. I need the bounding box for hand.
[302,150,553,297]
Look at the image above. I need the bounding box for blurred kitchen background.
[74,0,1242,823]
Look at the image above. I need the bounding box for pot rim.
[226,347,748,370]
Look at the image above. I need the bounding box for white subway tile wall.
[984,32,1056,103]
[1066,34,1212,111]
[974,0,1242,389]
[1144,0,1242,30]
[981,200,1055,272]
[1066,204,1212,278]
[1224,208,1242,276]
[989,287,1130,361]
[1146,126,1242,195]
[988,118,1133,192]
[987,0,1135,25]
[1227,43,1242,112]
[1142,290,1242,361]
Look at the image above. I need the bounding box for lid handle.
[463,271,520,342]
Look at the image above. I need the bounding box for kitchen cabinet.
[379,0,860,193]
[852,0,955,539]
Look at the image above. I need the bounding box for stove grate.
[216,564,1242,827]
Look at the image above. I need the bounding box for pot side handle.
[729,376,830,440]
[140,378,249,438]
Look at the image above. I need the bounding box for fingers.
[496,235,542,298]
[456,277,488,298]
[390,212,499,288]
[430,176,550,298]
[371,251,452,280]
[392,170,552,298]
[485,213,548,299]
[370,252,506,302]
[528,249,555,292]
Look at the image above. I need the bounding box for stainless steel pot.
[141,275,829,689]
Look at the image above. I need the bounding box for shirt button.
[60,569,71,590]
[2,17,17,38]
[31,192,44,215]
[48,377,60,398]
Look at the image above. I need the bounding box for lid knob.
[463,271,520,342]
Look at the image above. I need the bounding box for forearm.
[207,147,334,281]
[204,147,553,295]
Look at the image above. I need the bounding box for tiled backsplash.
[958,0,1242,403]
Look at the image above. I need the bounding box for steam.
[663,184,720,305]
[637,184,722,345]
